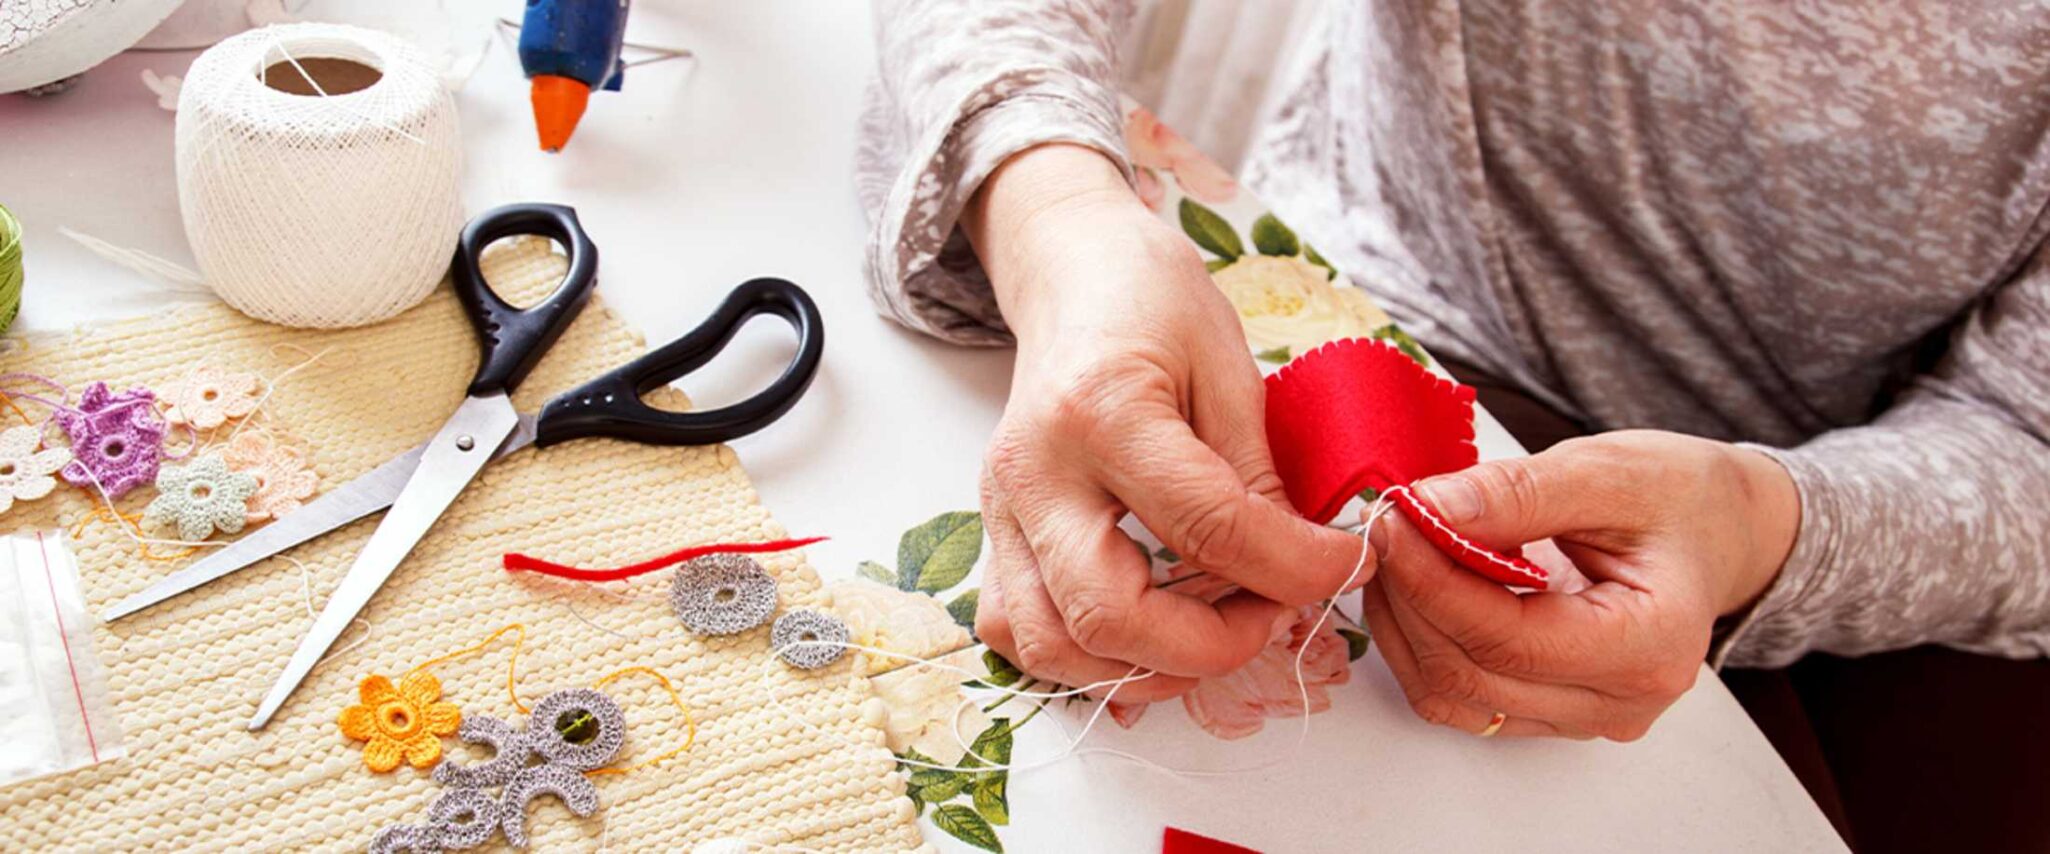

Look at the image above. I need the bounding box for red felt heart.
[1263,338,1548,588]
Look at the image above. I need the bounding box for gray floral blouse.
[855,0,2050,670]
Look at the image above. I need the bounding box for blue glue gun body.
[519,0,630,91]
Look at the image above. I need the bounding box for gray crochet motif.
[670,553,779,636]
[431,716,523,789]
[772,609,850,670]
[433,688,626,790]
[380,687,628,851]
[500,765,601,849]
[369,824,444,854]
[426,788,502,850]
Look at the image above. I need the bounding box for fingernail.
[1417,476,1482,524]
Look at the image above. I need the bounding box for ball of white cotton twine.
[175,23,462,328]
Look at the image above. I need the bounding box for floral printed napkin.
[836,103,1439,852]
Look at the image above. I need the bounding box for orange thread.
[0,389,31,425]
[585,666,696,777]
[395,624,698,777]
[406,623,530,714]
[69,505,196,562]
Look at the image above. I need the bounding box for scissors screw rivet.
[456,435,475,451]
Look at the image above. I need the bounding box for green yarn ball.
[0,203,21,333]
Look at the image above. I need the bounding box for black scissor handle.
[451,203,600,397]
[533,278,825,448]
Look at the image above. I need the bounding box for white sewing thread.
[761,497,1393,779]
[1384,484,1548,587]
[176,22,462,329]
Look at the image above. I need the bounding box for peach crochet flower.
[222,431,318,523]
[159,366,261,430]
[338,671,462,772]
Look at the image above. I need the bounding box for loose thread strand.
[503,536,828,582]
[405,623,529,714]
[586,666,696,777]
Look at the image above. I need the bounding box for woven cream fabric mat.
[0,238,925,852]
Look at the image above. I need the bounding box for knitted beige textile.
[0,238,925,851]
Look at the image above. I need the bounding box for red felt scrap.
[1263,338,1549,588]
[1163,827,1262,854]
[502,536,827,582]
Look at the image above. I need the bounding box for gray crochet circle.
[670,553,778,636]
[427,788,503,850]
[771,609,850,670]
[525,687,626,771]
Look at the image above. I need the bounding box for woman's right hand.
[961,144,1368,700]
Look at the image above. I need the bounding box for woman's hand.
[962,144,1366,701]
[1362,430,1800,740]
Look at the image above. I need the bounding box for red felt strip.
[1263,338,1549,588]
[502,536,828,582]
[1385,485,1548,587]
[1162,827,1262,854]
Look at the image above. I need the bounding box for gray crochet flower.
[143,453,259,540]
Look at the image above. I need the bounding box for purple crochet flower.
[55,382,166,498]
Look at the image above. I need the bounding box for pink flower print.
[1177,606,1351,739]
[1106,568,1352,740]
[55,383,166,499]
[1124,106,1239,208]
[159,366,261,430]
[1135,166,1168,211]
[222,431,318,523]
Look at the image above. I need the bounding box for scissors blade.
[249,394,521,730]
[101,414,540,623]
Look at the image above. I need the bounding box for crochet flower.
[339,672,462,773]
[54,382,166,498]
[0,425,72,514]
[159,366,261,430]
[221,431,318,523]
[142,453,259,540]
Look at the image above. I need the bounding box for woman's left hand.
[1361,430,1800,740]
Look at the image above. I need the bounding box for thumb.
[1409,441,1650,556]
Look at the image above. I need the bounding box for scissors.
[103,203,825,729]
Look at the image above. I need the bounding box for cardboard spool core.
[261,57,381,95]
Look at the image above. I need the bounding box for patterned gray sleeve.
[856,0,1135,346]
[1717,255,2050,669]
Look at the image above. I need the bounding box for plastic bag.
[0,530,125,786]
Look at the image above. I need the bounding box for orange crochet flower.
[338,672,462,772]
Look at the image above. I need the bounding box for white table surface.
[0,2,1845,851]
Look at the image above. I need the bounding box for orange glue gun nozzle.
[530,74,592,153]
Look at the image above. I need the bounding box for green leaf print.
[1251,213,1301,257]
[898,511,983,593]
[947,589,980,632]
[1179,198,1244,261]
[932,804,1004,852]
[857,560,897,586]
